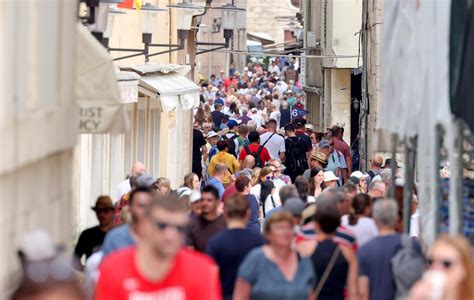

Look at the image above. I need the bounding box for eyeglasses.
[152,220,189,234]
[266,176,275,181]
[427,258,455,269]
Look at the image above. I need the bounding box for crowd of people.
[9,60,474,300]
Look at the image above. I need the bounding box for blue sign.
[291,109,310,118]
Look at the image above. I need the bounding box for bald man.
[366,155,383,184]
[115,162,146,202]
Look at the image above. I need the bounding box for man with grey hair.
[321,188,351,216]
[294,190,357,249]
[358,199,422,300]
[368,180,387,199]
[205,163,227,199]
[308,188,357,249]
[239,106,251,124]
[115,162,146,201]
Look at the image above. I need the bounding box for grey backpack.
[391,234,426,299]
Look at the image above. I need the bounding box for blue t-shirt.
[101,224,135,257]
[206,228,264,299]
[209,146,218,161]
[206,177,225,199]
[246,194,261,233]
[358,234,422,300]
[238,247,316,300]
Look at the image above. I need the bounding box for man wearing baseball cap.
[221,119,240,157]
[73,196,115,271]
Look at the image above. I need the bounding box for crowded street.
[2,0,474,299]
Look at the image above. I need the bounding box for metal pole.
[359,0,369,172]
[390,133,397,199]
[433,125,442,237]
[403,137,415,233]
[450,120,464,234]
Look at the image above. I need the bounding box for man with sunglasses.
[96,194,221,300]
[73,196,114,271]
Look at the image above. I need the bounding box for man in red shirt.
[96,194,221,300]
[238,131,271,168]
[331,125,352,178]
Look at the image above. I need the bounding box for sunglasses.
[153,220,189,234]
[427,258,454,269]
[266,176,275,181]
[93,207,114,214]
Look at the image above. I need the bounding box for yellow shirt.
[208,152,240,186]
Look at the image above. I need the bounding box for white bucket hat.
[207,131,218,139]
[350,171,367,179]
[323,171,340,182]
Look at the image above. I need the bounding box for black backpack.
[285,136,307,174]
[243,145,265,168]
[221,133,239,158]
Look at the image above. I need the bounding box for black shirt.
[206,228,264,299]
[280,109,291,128]
[296,131,313,152]
[74,226,107,260]
[192,129,207,167]
[211,110,225,128]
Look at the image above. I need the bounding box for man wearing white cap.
[350,171,369,193]
[323,171,340,189]
[250,108,264,128]
[206,131,219,162]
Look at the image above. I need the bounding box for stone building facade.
[366,0,384,158]
[0,0,78,292]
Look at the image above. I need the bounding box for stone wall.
[367,0,384,157]
[0,0,78,293]
[246,0,299,45]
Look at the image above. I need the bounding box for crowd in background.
[9,59,474,300]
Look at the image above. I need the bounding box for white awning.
[247,32,275,45]
[75,24,128,133]
[120,64,200,112]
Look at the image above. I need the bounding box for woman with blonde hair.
[410,235,474,300]
[182,172,200,190]
[154,177,171,195]
[250,166,275,204]
[250,167,261,187]
[233,211,316,299]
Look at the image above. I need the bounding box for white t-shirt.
[269,111,281,128]
[341,215,379,246]
[259,132,285,159]
[272,99,281,111]
[250,114,264,128]
[410,210,420,237]
[264,194,281,216]
[115,179,131,202]
[250,184,262,203]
